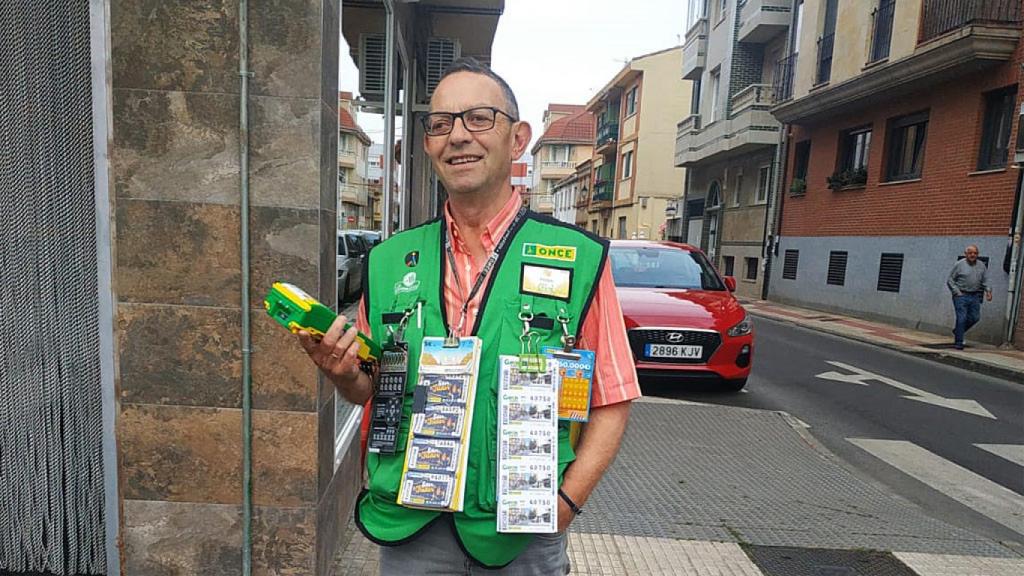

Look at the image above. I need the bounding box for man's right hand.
[297,315,373,403]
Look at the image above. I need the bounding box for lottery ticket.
[412,404,465,438]
[421,374,470,404]
[399,471,454,509]
[499,460,555,494]
[500,394,556,426]
[501,427,555,459]
[497,495,556,533]
[407,437,460,473]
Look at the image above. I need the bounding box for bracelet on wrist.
[558,488,582,516]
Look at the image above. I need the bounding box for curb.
[748,310,1024,383]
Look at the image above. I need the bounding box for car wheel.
[722,378,747,392]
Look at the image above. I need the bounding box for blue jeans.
[952,292,983,346]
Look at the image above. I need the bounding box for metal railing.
[772,52,797,102]
[921,0,1022,43]
[597,122,619,147]
[816,33,835,84]
[594,163,616,183]
[870,0,896,62]
[541,160,578,170]
[592,182,614,202]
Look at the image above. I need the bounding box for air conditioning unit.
[426,37,461,96]
[359,33,386,101]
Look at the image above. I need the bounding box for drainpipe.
[238,0,254,573]
[1004,168,1024,346]
[761,124,789,300]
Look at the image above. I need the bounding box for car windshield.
[609,246,725,290]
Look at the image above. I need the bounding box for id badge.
[367,348,408,454]
[542,346,595,423]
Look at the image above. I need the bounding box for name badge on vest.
[520,264,572,301]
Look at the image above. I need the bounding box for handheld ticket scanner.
[264,281,381,363]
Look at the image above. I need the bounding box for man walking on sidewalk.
[947,245,992,349]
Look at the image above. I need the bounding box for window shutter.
[877,253,904,292]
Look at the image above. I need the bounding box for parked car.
[350,229,382,247]
[609,240,753,391]
[337,231,368,305]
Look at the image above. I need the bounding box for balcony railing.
[921,0,1022,44]
[869,0,896,62]
[772,52,797,102]
[682,17,709,80]
[592,182,613,202]
[597,123,619,147]
[541,160,578,170]
[816,33,835,84]
[730,83,775,113]
[594,163,616,184]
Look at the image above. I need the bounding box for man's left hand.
[986,291,993,302]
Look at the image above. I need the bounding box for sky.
[339,0,689,156]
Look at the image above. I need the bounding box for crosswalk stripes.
[976,443,1024,468]
[848,438,1024,536]
[893,552,1024,576]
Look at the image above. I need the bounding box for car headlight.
[727,314,753,337]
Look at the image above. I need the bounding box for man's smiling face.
[424,71,520,198]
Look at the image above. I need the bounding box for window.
[592,219,599,233]
[714,0,727,23]
[621,150,634,179]
[709,68,722,121]
[782,249,799,280]
[839,126,872,173]
[793,140,811,181]
[885,112,928,181]
[618,217,628,239]
[745,257,758,281]
[732,173,743,207]
[756,166,771,203]
[687,0,707,28]
[827,250,848,286]
[691,78,702,115]
[548,144,571,162]
[625,86,638,116]
[817,0,838,84]
[723,255,735,276]
[877,253,904,292]
[978,86,1017,171]
[339,169,349,184]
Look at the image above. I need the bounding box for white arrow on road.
[815,361,996,419]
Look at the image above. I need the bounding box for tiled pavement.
[335,398,1024,575]
[740,299,1024,382]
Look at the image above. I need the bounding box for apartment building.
[339,92,373,229]
[674,0,790,298]
[530,104,595,214]
[582,46,690,240]
[769,0,1023,345]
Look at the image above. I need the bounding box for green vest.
[354,211,608,568]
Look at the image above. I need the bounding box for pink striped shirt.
[358,191,640,407]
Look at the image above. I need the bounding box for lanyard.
[443,207,526,344]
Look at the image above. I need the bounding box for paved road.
[645,316,1024,550]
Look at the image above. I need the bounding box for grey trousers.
[378,516,570,575]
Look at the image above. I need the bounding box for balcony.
[681,18,708,80]
[772,52,797,102]
[338,148,357,168]
[539,160,578,181]
[869,0,897,63]
[339,183,365,206]
[596,122,619,153]
[591,182,614,206]
[773,2,1021,124]
[921,0,1021,44]
[675,85,781,167]
[738,0,791,44]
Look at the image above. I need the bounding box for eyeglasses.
[421,106,517,137]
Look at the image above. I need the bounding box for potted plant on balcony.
[826,168,867,191]
[789,178,806,196]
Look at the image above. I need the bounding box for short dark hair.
[436,57,519,120]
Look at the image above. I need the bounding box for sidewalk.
[335,397,1024,575]
[740,299,1024,382]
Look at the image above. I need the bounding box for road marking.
[893,552,1024,576]
[816,361,996,419]
[849,438,1024,535]
[976,444,1024,468]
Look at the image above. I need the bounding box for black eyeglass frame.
[420,106,518,136]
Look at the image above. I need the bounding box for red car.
[609,240,753,391]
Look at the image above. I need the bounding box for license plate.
[644,344,702,359]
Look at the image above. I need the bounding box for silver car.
[337,232,367,305]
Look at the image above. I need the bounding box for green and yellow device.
[264,281,381,363]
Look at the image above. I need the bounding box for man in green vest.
[299,58,640,574]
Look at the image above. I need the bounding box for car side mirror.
[724,276,737,292]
